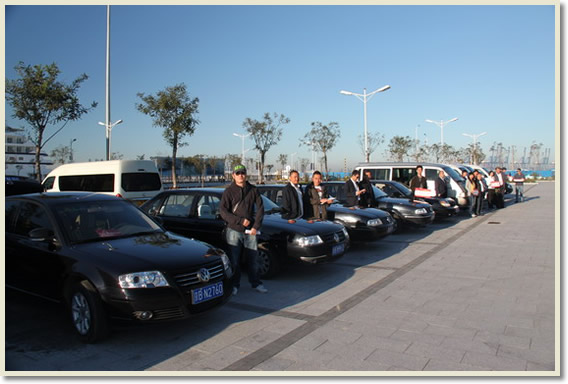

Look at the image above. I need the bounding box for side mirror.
[29,227,55,242]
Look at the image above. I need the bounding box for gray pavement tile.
[474,330,531,349]
[185,345,251,371]
[497,344,555,367]
[250,356,296,371]
[405,341,466,363]
[232,329,288,351]
[423,359,488,371]
[326,319,398,338]
[324,356,392,371]
[440,336,499,356]
[315,340,377,360]
[146,349,209,371]
[352,334,411,354]
[390,329,446,346]
[365,349,429,371]
[461,351,527,371]
[422,324,477,340]
[309,326,362,345]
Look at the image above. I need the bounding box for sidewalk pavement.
[147,182,556,373]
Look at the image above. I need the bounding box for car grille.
[152,307,185,321]
[173,262,225,288]
[320,230,346,244]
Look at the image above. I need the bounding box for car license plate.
[332,243,345,257]
[191,282,223,304]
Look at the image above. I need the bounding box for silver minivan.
[355,162,469,208]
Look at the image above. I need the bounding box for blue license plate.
[332,243,345,257]
[191,281,224,304]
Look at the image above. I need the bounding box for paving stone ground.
[4,182,557,375]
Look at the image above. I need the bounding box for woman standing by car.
[466,172,477,217]
[304,171,333,220]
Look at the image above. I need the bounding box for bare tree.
[387,136,413,162]
[300,121,341,179]
[358,132,385,162]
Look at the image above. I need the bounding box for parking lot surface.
[5,182,556,374]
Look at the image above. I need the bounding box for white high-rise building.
[5,127,54,179]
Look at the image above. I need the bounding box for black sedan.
[322,181,435,231]
[141,188,350,278]
[5,193,233,343]
[373,180,459,218]
[256,184,395,241]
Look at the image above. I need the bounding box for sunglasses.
[235,171,246,176]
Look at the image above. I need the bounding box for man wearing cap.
[220,164,268,295]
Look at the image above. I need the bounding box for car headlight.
[220,252,233,277]
[414,208,427,215]
[118,271,169,289]
[341,215,360,224]
[294,235,324,247]
[440,200,451,207]
[366,219,381,227]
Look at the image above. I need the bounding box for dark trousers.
[487,189,495,209]
[473,193,484,215]
[226,228,262,289]
[495,191,505,209]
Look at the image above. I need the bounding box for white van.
[42,160,163,203]
[355,162,469,208]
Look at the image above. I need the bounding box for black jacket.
[220,181,264,232]
[281,183,303,220]
[409,175,427,192]
[304,182,329,220]
[435,177,448,198]
[344,179,359,207]
[358,177,376,207]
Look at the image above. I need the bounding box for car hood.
[262,213,344,236]
[71,232,221,273]
[329,205,390,219]
[376,196,430,208]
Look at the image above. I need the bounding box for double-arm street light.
[98,119,123,160]
[340,85,391,162]
[233,132,251,164]
[463,131,487,165]
[424,117,458,146]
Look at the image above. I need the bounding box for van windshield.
[442,166,464,182]
[121,173,162,192]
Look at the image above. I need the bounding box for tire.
[257,243,280,279]
[392,213,403,233]
[66,280,109,343]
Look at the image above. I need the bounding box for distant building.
[5,127,53,178]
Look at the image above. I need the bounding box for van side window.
[121,173,162,192]
[42,177,55,190]
[363,169,390,180]
[425,169,438,181]
[59,175,114,192]
[392,168,414,186]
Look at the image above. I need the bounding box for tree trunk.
[172,136,178,189]
[259,152,266,184]
[323,152,328,181]
[35,129,44,182]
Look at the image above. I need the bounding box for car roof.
[6,192,122,204]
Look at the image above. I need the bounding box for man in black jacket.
[281,170,304,222]
[435,170,448,198]
[359,170,376,208]
[220,164,267,295]
[344,170,366,207]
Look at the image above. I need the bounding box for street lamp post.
[69,138,77,162]
[98,119,123,160]
[340,85,391,162]
[462,132,487,165]
[424,117,458,146]
[233,132,251,164]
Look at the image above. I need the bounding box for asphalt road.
[4,183,556,374]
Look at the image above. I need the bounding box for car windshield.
[53,200,162,244]
[261,195,279,212]
[372,185,388,198]
[390,182,412,196]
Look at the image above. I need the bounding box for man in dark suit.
[281,170,304,222]
[358,170,376,208]
[435,170,448,198]
[493,167,506,209]
[344,170,366,207]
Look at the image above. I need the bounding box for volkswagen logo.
[197,268,211,283]
[333,233,340,243]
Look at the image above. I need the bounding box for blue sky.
[5,4,556,171]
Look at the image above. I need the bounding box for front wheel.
[257,243,281,279]
[66,280,109,343]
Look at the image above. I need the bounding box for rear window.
[59,175,114,192]
[121,173,162,192]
